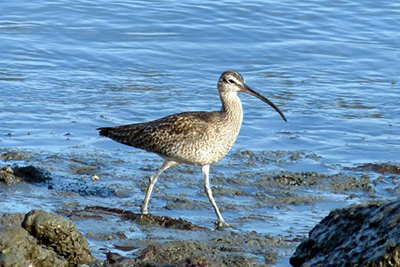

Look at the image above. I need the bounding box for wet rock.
[135,237,277,267]
[212,186,244,197]
[0,166,21,184]
[231,150,321,167]
[290,200,400,267]
[13,165,51,183]
[0,149,32,161]
[354,163,400,175]
[72,164,100,175]
[106,251,129,264]
[250,170,374,209]
[0,226,68,267]
[138,242,218,267]
[104,251,169,267]
[84,206,207,230]
[110,230,282,267]
[163,196,209,211]
[106,241,258,267]
[0,212,24,226]
[0,165,51,185]
[22,210,94,266]
[275,171,373,191]
[80,206,285,266]
[275,172,318,186]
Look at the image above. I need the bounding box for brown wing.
[97,111,223,158]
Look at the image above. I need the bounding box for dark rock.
[22,210,94,266]
[107,251,127,264]
[290,200,400,267]
[13,165,51,183]
[0,165,51,185]
[84,205,206,230]
[102,250,172,267]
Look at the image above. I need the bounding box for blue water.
[1,1,399,164]
[1,1,399,266]
[1,1,399,159]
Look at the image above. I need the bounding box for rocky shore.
[1,200,399,266]
[291,200,400,267]
[0,210,93,267]
[0,149,399,266]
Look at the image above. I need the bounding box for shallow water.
[1,1,399,266]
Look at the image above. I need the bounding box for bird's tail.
[96,124,144,147]
[97,127,112,137]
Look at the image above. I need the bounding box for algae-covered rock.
[0,212,24,226]
[0,226,68,267]
[22,210,94,266]
[0,166,22,185]
[355,163,400,175]
[0,210,94,266]
[290,200,400,267]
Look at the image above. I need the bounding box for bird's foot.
[141,208,149,215]
[214,220,230,230]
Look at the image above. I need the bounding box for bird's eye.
[227,79,235,84]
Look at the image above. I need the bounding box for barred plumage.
[97,70,287,228]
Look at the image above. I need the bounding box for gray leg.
[141,160,178,214]
[202,165,229,229]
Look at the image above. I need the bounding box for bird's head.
[218,70,287,122]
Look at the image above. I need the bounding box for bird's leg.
[141,160,178,214]
[202,165,229,229]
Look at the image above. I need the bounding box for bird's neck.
[220,92,243,124]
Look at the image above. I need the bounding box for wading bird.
[97,70,287,228]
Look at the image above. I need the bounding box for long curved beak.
[242,85,287,122]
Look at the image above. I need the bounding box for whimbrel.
[97,71,287,228]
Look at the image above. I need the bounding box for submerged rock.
[0,150,32,161]
[354,163,400,175]
[290,200,400,267]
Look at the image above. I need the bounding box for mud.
[83,206,207,231]
[0,148,399,266]
[101,234,282,267]
[59,205,288,266]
